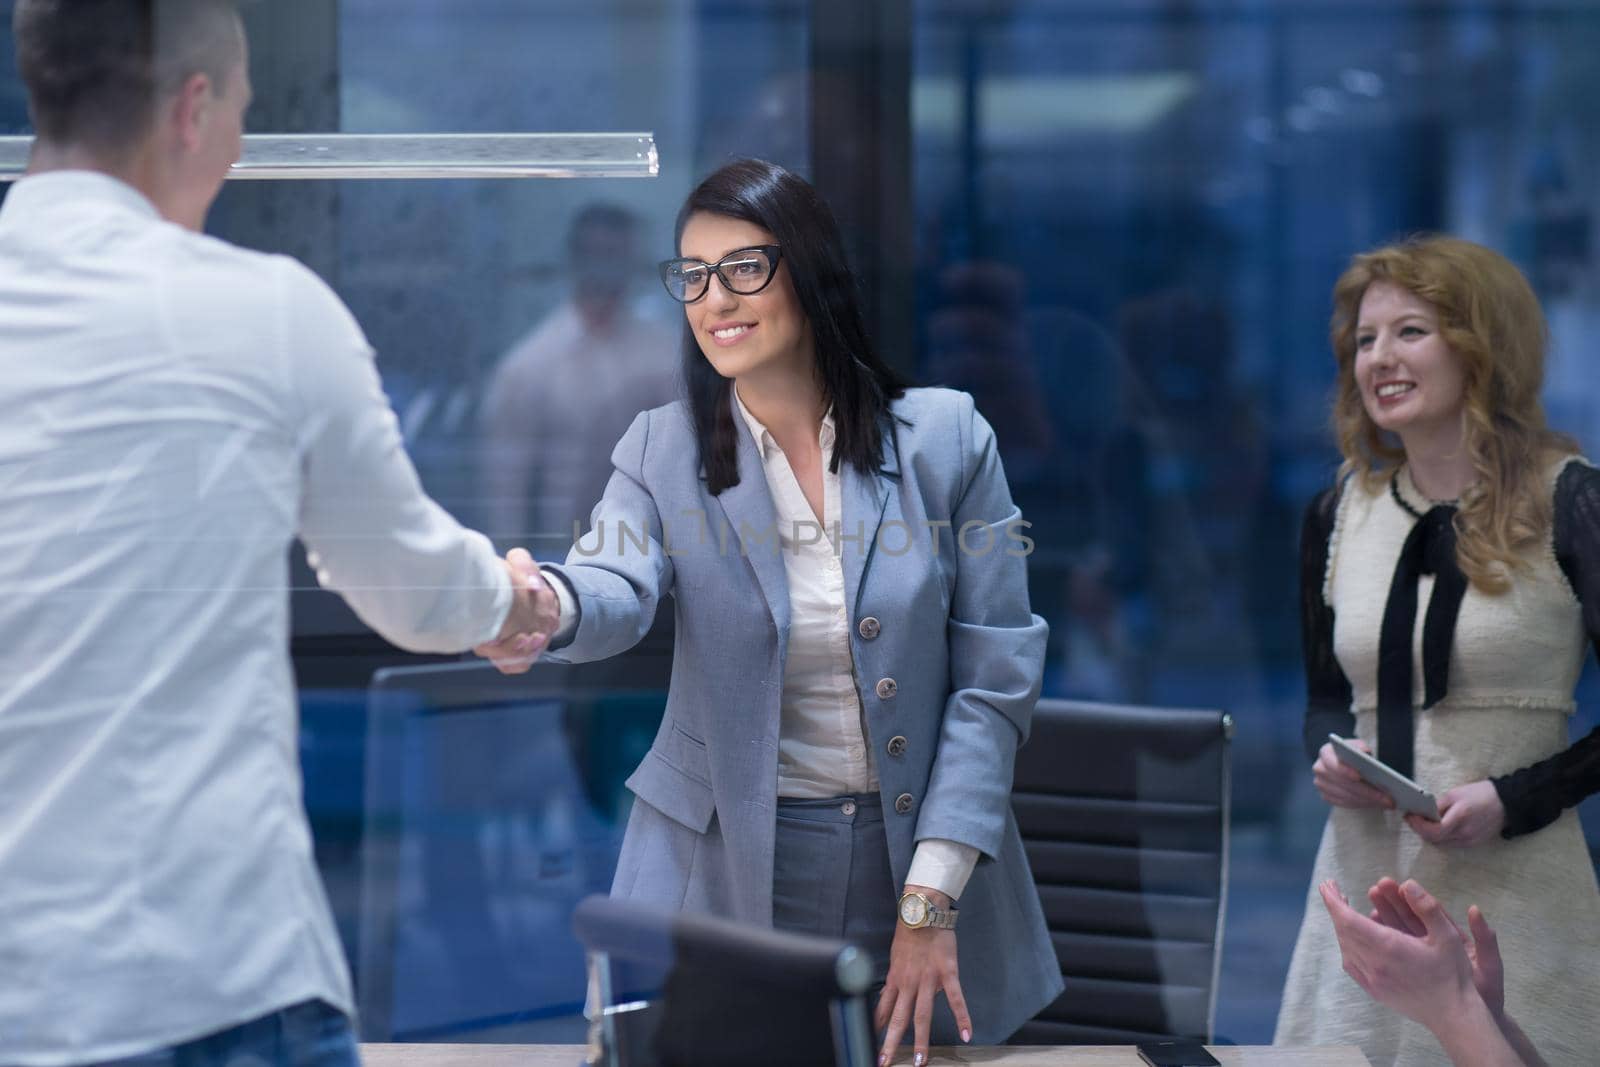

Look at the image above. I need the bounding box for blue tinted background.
[910,0,1600,1038]
[4,0,1599,1047]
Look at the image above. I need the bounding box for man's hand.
[1313,739,1396,810]
[1405,780,1505,848]
[473,548,560,674]
[874,886,972,1067]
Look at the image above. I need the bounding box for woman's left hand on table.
[1405,779,1505,848]
[875,887,972,1066]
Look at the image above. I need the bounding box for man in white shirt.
[480,203,678,552]
[0,3,556,1064]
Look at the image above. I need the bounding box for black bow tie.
[1376,495,1466,779]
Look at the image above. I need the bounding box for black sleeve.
[1301,484,1355,762]
[1491,461,1600,838]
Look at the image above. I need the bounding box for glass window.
[914,0,1600,1042]
[301,2,806,1039]
[10,0,1600,1051]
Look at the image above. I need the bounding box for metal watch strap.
[899,890,959,930]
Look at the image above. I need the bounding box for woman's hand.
[1404,780,1506,848]
[1366,876,1504,1018]
[874,886,972,1067]
[1319,879,1484,1034]
[1314,740,1396,810]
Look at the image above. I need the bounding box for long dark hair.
[676,159,908,494]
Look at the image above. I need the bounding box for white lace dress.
[1275,462,1600,1067]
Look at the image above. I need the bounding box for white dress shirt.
[0,172,511,1065]
[480,301,678,546]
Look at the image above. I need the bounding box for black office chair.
[357,656,669,1042]
[572,895,875,1067]
[1010,699,1232,1045]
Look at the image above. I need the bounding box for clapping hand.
[1318,878,1482,1033]
[1365,876,1504,1017]
[1323,879,1541,1067]
[473,547,561,674]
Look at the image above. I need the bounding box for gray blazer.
[542,386,1063,1042]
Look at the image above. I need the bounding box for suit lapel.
[839,426,899,617]
[715,417,791,641]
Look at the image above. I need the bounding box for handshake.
[473,547,564,675]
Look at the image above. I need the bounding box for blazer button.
[858,616,881,640]
[886,735,907,757]
[894,792,915,815]
[875,677,898,700]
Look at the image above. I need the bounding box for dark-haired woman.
[477,159,1061,1063]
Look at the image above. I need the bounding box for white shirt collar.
[731,383,836,460]
[0,170,161,224]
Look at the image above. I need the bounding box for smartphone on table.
[1135,1038,1222,1066]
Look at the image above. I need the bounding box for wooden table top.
[360,1042,1372,1067]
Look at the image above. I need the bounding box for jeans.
[91,1001,358,1067]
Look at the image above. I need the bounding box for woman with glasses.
[476,158,1061,1064]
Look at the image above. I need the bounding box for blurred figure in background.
[923,261,1096,694]
[923,261,1056,489]
[481,203,678,551]
[1102,288,1272,703]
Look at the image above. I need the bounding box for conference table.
[361,1043,1372,1066]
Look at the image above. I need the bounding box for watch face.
[899,894,928,926]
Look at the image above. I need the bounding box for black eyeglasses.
[658,245,783,303]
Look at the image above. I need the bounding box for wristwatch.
[897,890,958,930]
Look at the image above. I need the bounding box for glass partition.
[912,0,1600,1041]
[7,0,1600,1051]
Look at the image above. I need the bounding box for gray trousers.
[770,793,965,1046]
[771,793,897,981]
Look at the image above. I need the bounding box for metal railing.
[0,132,658,181]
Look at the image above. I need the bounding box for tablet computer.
[1328,734,1440,820]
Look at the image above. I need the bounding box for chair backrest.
[357,655,669,1042]
[1010,699,1232,1045]
[572,895,875,1067]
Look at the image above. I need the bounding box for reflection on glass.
[361,666,665,1042]
[480,203,680,551]
[913,0,1600,1043]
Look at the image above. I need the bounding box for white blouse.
[733,388,977,900]
[546,389,980,899]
